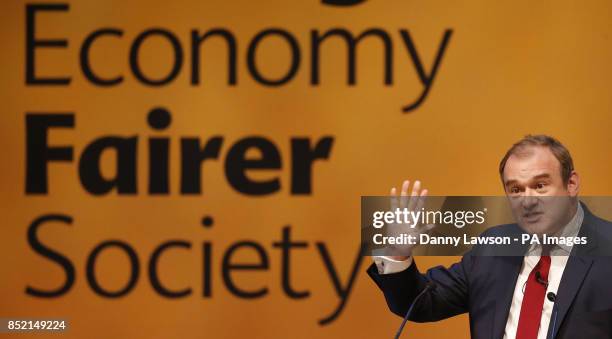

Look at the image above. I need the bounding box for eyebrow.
[504,173,552,186]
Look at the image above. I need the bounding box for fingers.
[415,188,428,213]
[391,179,428,213]
[390,187,398,211]
[399,180,410,209]
[407,180,421,211]
[411,180,421,197]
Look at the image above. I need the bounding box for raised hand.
[385,180,435,260]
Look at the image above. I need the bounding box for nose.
[520,188,539,210]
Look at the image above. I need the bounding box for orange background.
[1,0,612,338]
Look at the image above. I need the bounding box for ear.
[566,170,580,197]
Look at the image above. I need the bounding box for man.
[368,135,612,338]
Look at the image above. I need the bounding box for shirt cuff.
[373,256,413,274]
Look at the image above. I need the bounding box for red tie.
[516,251,551,339]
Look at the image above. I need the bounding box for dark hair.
[499,135,574,185]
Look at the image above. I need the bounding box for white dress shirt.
[373,204,584,339]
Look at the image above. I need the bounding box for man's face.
[502,146,579,235]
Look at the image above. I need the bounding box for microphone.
[548,292,558,339]
[394,282,436,339]
[535,271,548,286]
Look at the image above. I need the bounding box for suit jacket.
[368,203,612,338]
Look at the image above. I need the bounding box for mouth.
[522,211,543,223]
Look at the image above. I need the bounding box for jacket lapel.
[549,255,594,337]
[549,204,598,337]
[492,254,524,339]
